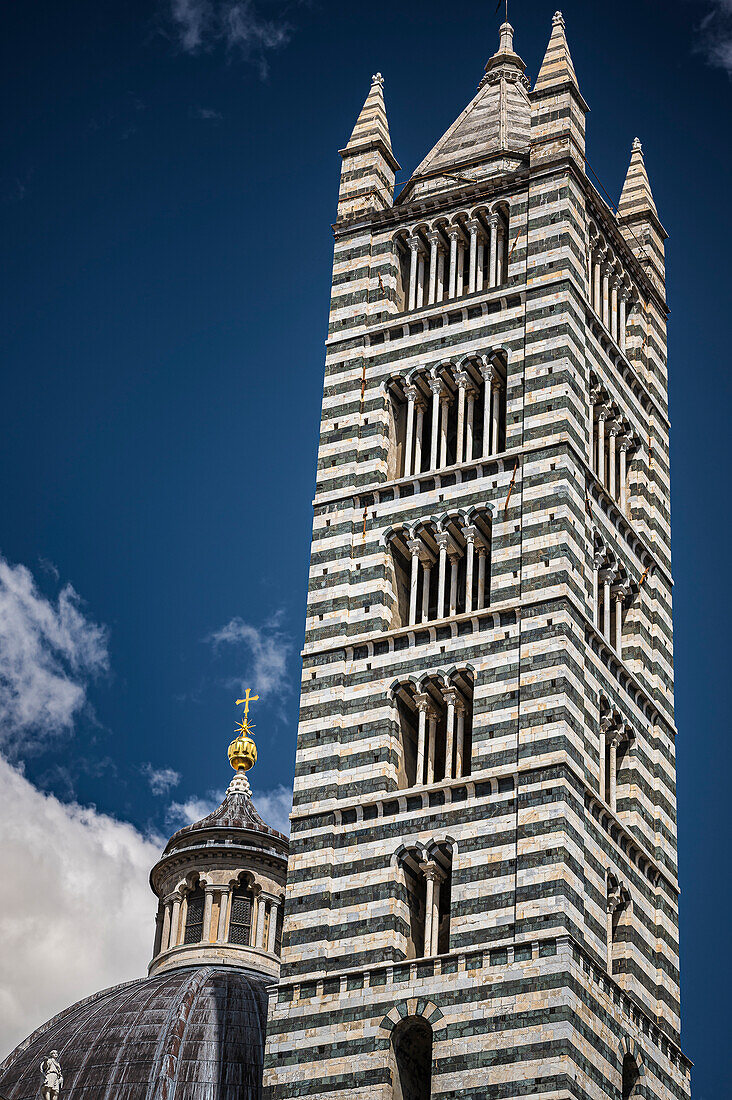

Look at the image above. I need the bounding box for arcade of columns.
[399,206,510,313]
[159,880,282,956]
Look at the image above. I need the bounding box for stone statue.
[40,1052,63,1100]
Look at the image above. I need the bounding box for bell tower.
[264,13,691,1100]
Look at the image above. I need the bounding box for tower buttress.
[618,137,667,294]
[530,10,588,170]
[337,73,400,223]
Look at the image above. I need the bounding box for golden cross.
[235,689,259,719]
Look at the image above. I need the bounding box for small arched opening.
[389,1016,433,1100]
[183,879,205,944]
[622,1053,640,1100]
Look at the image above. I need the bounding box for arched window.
[228,885,254,945]
[385,510,492,630]
[400,843,453,959]
[392,672,474,789]
[622,1053,640,1100]
[183,884,205,944]
[389,1017,433,1100]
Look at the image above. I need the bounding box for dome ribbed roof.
[0,966,269,1100]
[165,775,287,853]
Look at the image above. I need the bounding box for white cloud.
[207,613,291,700]
[0,757,160,1058]
[141,763,181,796]
[0,556,109,756]
[169,0,298,76]
[697,1,732,73]
[166,791,224,827]
[253,783,292,834]
[191,105,223,120]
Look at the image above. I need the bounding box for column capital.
[455,370,472,390]
[426,229,441,245]
[404,382,419,402]
[480,361,498,383]
[414,692,431,713]
[429,378,445,398]
[619,435,635,453]
[599,566,617,584]
[609,422,623,437]
[441,686,459,706]
[407,234,422,252]
[447,225,461,242]
[466,218,481,233]
[420,859,444,883]
[462,524,478,545]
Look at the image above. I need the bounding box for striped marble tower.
[264,12,691,1100]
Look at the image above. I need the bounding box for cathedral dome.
[0,965,268,1100]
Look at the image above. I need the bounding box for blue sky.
[0,0,730,1090]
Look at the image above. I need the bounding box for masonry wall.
[264,138,689,1099]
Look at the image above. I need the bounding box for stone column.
[403,384,418,478]
[426,710,437,784]
[455,702,466,778]
[599,716,612,802]
[597,408,610,487]
[477,548,487,609]
[619,289,628,352]
[601,568,615,641]
[467,219,479,294]
[436,247,445,303]
[217,885,231,941]
[267,898,280,953]
[436,533,449,620]
[427,231,439,305]
[415,694,430,786]
[407,539,422,626]
[608,424,620,499]
[255,890,267,948]
[614,583,629,654]
[491,379,502,454]
[161,897,173,952]
[465,387,475,463]
[455,372,469,464]
[476,236,485,292]
[429,380,442,470]
[481,363,495,457]
[169,893,182,949]
[443,688,457,780]
[417,249,426,309]
[423,865,436,957]
[202,884,215,943]
[448,229,459,299]
[592,251,601,312]
[489,213,499,287]
[413,400,425,476]
[593,549,605,628]
[589,387,602,473]
[407,236,419,311]
[463,526,476,613]
[421,560,432,624]
[439,394,451,468]
[456,241,465,296]
[610,275,619,342]
[619,439,631,516]
[602,262,611,328]
[496,225,505,284]
[430,870,442,956]
[608,734,620,811]
[448,552,460,617]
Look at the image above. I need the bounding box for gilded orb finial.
[228,691,259,773]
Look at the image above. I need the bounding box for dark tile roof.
[0,966,270,1100]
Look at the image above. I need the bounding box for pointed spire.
[344,72,394,159]
[618,137,658,220]
[534,11,579,93]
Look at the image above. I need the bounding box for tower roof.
[534,11,579,93]
[618,137,659,220]
[342,72,397,167]
[401,22,530,198]
[166,770,287,848]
